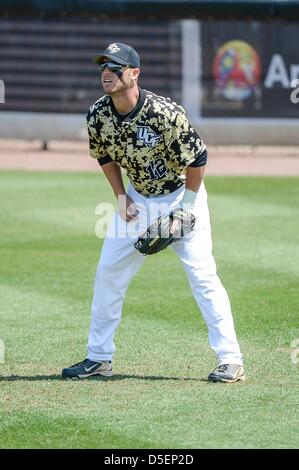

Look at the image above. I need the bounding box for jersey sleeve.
[166,111,207,167]
[86,109,112,164]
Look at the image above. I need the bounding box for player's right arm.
[100,161,138,222]
[100,161,126,198]
[86,106,137,222]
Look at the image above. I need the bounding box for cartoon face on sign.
[213,40,261,100]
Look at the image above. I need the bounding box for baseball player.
[62,43,245,383]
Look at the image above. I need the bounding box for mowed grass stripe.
[0,412,153,449]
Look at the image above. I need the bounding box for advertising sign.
[201,21,299,118]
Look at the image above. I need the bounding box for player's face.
[99,62,139,94]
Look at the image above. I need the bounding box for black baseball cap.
[93,43,140,68]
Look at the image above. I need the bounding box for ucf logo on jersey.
[136,126,162,148]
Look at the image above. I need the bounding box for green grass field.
[0,171,298,449]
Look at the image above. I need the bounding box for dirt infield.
[1,139,299,175]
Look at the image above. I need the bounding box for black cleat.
[62,358,113,379]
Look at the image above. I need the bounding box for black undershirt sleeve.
[97,155,113,166]
[188,149,208,168]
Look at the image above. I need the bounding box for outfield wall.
[1,111,298,145]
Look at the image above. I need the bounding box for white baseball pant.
[87,182,243,366]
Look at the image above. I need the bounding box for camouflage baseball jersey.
[87,89,207,196]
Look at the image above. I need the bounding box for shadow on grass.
[0,373,206,382]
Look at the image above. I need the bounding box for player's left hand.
[170,216,180,235]
[170,208,195,236]
[134,208,196,256]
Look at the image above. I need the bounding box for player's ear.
[131,68,140,80]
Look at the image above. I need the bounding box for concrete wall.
[1,111,298,145]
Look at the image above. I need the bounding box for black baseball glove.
[134,208,196,256]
